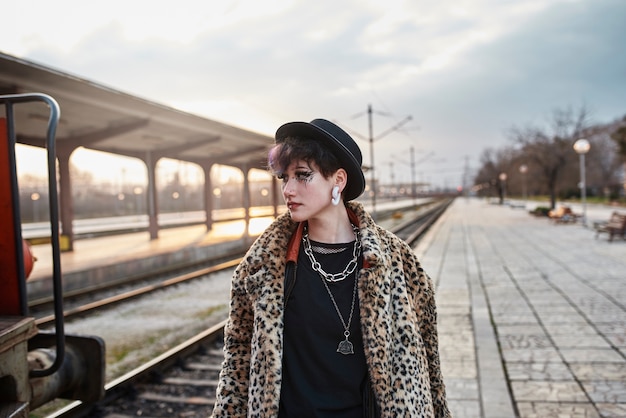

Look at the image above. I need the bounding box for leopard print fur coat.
[211,201,450,417]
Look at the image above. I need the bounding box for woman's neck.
[306,207,355,244]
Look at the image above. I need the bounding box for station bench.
[594,211,626,242]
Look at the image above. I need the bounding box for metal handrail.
[0,92,65,378]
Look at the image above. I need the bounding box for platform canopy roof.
[0,52,273,170]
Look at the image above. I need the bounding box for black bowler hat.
[275,119,366,201]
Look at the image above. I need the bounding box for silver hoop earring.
[331,185,341,206]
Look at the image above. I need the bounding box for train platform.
[414,198,626,418]
[25,217,271,300]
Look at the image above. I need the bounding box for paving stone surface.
[414,198,626,418]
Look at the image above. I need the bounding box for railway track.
[45,198,452,418]
[50,321,226,418]
[392,198,453,245]
[33,258,242,329]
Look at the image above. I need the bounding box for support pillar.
[57,146,76,251]
[271,176,280,218]
[201,162,214,231]
[145,152,159,240]
[242,165,251,239]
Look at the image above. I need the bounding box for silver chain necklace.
[302,224,361,355]
[302,224,361,283]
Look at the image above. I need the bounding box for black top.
[279,239,367,417]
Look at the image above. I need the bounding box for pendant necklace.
[321,268,359,355]
[302,224,360,355]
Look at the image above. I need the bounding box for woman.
[211,119,450,417]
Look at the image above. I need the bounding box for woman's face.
[279,159,335,222]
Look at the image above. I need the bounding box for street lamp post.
[519,164,528,208]
[133,186,143,215]
[573,138,591,226]
[172,191,181,216]
[499,172,507,204]
[31,192,41,222]
[388,161,395,201]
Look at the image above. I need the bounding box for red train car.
[1,93,104,417]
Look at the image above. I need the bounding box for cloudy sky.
[3,0,625,189]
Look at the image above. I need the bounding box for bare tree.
[611,124,626,163]
[509,105,589,209]
[473,147,517,203]
[584,124,623,200]
[610,121,626,196]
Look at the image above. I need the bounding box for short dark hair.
[268,135,341,178]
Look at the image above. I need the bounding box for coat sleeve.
[401,242,452,418]
[211,260,254,417]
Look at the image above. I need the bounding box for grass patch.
[193,304,227,319]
